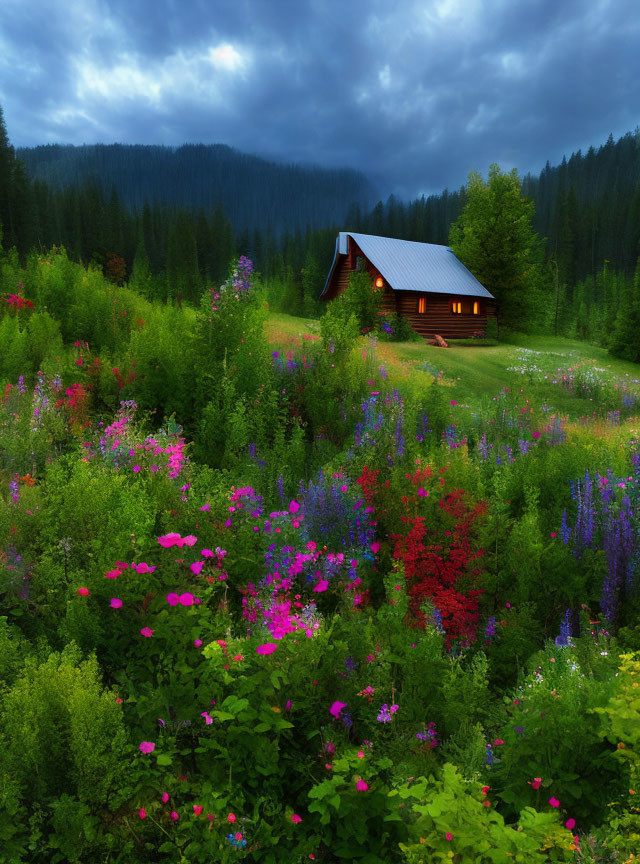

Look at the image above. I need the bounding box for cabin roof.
[322,232,494,299]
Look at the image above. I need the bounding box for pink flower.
[493,739,504,746]
[167,593,179,606]
[227,813,236,823]
[110,598,123,609]
[201,548,214,557]
[193,804,202,816]
[532,430,541,440]
[256,642,278,655]
[357,750,364,758]
[289,500,300,514]
[180,535,198,547]
[138,808,147,819]
[77,587,89,596]
[285,699,292,710]
[158,533,181,548]
[329,701,347,719]
[190,561,204,575]
[356,779,368,791]
[139,741,155,754]
[132,465,141,473]
[291,813,302,823]
[105,568,122,579]
[371,542,380,554]
[199,503,211,511]
[340,484,348,493]
[550,532,557,538]
[140,627,154,638]
[170,811,178,821]
[178,592,195,606]
[162,793,169,803]
[201,712,213,725]
[450,400,457,406]
[194,639,203,647]
[445,832,453,841]
[135,562,156,574]
[549,797,560,808]
[313,579,329,592]
[565,817,575,830]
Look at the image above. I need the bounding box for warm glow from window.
[375,277,384,288]
[418,297,427,314]
[473,301,479,314]
[452,301,462,314]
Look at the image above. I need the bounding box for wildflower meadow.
[2,248,640,864]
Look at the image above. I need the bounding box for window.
[356,256,365,271]
[473,301,479,315]
[418,296,427,314]
[451,300,462,314]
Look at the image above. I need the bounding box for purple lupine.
[601,497,634,624]
[485,616,497,641]
[10,475,19,504]
[477,433,489,461]
[554,609,574,647]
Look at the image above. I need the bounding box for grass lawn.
[265,312,640,420]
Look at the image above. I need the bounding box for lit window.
[452,301,462,314]
[473,301,479,315]
[375,277,384,288]
[418,297,427,314]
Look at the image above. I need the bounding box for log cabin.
[321,232,497,340]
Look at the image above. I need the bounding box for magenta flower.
[170,811,178,821]
[140,627,154,638]
[313,579,329,592]
[371,542,380,554]
[201,711,213,725]
[110,598,123,609]
[565,817,576,830]
[291,813,302,823]
[132,465,141,473]
[77,586,89,596]
[329,700,347,719]
[158,533,181,548]
[135,562,156,574]
[166,593,179,606]
[178,592,194,606]
[549,797,560,808]
[199,502,211,511]
[356,779,368,791]
[190,561,204,575]
[139,808,147,819]
[162,793,170,803]
[289,500,300,514]
[194,639,203,647]
[256,642,278,655]
[179,535,198,547]
[139,741,155,754]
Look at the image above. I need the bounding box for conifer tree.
[449,164,545,329]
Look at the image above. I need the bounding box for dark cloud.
[1,0,639,200]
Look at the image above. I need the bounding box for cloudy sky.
[1,0,639,199]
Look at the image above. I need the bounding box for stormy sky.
[1,0,639,199]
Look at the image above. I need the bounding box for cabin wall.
[396,292,497,339]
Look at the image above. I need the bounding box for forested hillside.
[18,143,376,237]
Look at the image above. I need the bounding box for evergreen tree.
[449,164,545,329]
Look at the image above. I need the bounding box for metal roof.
[322,232,494,299]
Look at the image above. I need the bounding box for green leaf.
[156,753,173,766]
